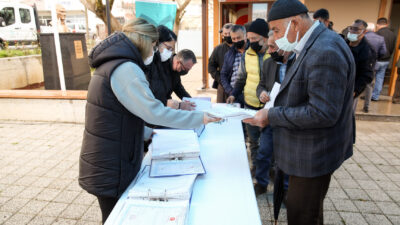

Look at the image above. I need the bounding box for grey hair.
[223,23,234,30]
[177,49,197,64]
[231,24,246,37]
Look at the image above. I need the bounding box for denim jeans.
[255,126,273,187]
[245,123,261,168]
[372,61,389,100]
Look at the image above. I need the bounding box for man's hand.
[180,100,196,111]
[167,99,179,109]
[259,91,270,103]
[203,113,222,124]
[243,109,270,128]
[226,96,235,104]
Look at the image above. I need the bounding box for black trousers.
[97,196,119,224]
[286,173,332,225]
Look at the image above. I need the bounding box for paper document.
[151,129,200,160]
[206,104,257,120]
[129,166,197,200]
[150,157,206,177]
[182,97,212,111]
[263,82,281,109]
[115,199,189,225]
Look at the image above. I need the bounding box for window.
[19,8,31,23]
[0,7,16,26]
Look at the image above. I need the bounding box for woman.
[78,18,219,224]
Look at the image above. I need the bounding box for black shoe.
[254,183,267,197]
[362,107,369,113]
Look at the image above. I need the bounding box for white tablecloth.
[105,120,261,225]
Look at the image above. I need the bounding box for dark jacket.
[208,43,231,88]
[79,32,145,198]
[145,51,172,105]
[365,31,387,61]
[349,38,375,97]
[163,56,191,100]
[268,24,355,177]
[220,45,248,95]
[256,58,279,98]
[376,27,397,61]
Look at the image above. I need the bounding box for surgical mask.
[160,48,172,62]
[347,32,359,42]
[270,51,284,63]
[275,20,299,52]
[224,36,233,44]
[250,40,263,53]
[144,51,154,65]
[233,40,245,49]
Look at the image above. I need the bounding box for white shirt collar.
[294,21,320,57]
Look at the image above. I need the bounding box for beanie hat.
[248,18,269,38]
[267,0,309,22]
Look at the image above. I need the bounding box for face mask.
[224,36,233,44]
[270,51,284,63]
[144,51,154,65]
[347,32,359,42]
[233,40,245,49]
[160,48,172,62]
[250,40,263,53]
[275,20,299,52]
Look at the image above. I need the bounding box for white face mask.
[160,48,173,62]
[144,50,154,65]
[275,20,299,52]
[347,32,360,42]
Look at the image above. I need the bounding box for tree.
[79,0,122,33]
[172,0,191,35]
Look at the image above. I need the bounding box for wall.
[0,55,44,89]
[306,0,381,33]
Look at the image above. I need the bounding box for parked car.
[66,23,97,39]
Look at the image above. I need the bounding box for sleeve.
[379,40,388,60]
[220,52,234,94]
[144,126,153,141]
[256,61,269,98]
[231,56,247,98]
[110,62,203,129]
[268,49,350,130]
[208,47,220,81]
[173,75,191,99]
[354,47,374,97]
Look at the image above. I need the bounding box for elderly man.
[244,0,355,224]
[209,23,234,103]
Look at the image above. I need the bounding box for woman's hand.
[179,100,196,111]
[167,99,179,109]
[203,113,222,124]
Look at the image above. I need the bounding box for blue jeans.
[372,61,389,100]
[245,123,260,167]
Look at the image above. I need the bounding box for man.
[227,19,270,175]
[347,20,375,111]
[208,23,233,103]
[253,31,293,196]
[220,25,248,105]
[363,22,387,112]
[313,8,330,28]
[244,0,355,224]
[372,17,397,101]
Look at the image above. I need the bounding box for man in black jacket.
[208,23,233,103]
[347,19,375,110]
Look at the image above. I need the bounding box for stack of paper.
[264,82,281,109]
[206,103,257,120]
[182,97,212,112]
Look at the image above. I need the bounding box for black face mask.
[250,41,263,53]
[270,51,284,63]
[233,40,245,49]
[224,36,233,44]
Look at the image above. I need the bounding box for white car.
[0,2,37,47]
[66,23,97,39]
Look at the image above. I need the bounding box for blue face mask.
[275,20,299,52]
[347,32,360,42]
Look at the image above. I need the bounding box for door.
[18,7,36,41]
[0,6,17,41]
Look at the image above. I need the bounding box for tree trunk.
[173,0,191,35]
[80,0,122,33]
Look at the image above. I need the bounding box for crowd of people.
[77,0,399,224]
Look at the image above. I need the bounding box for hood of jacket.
[88,32,145,70]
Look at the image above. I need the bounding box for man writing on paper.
[253,31,294,196]
[244,0,355,224]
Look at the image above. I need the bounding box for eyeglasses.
[178,60,190,72]
[348,26,364,33]
[161,42,174,51]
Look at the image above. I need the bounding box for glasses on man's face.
[161,42,174,51]
[348,26,363,34]
[178,60,189,72]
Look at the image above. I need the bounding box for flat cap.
[267,0,309,22]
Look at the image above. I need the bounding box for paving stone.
[387,215,400,224]
[339,212,368,225]
[323,198,335,211]
[331,199,358,212]
[17,187,44,199]
[387,173,400,182]
[376,201,400,216]
[337,179,361,189]
[0,211,13,224]
[324,210,344,225]
[47,178,73,190]
[351,171,371,180]
[3,213,35,225]
[30,177,55,188]
[73,192,97,206]
[38,202,68,217]
[0,174,22,185]
[19,200,49,215]
[59,204,89,220]
[357,180,381,190]
[75,221,101,225]
[65,181,83,192]
[363,214,392,225]
[53,190,80,204]
[0,197,30,213]
[353,200,382,214]
[377,180,400,191]
[365,189,392,202]
[35,188,62,201]
[386,190,400,202]
[327,187,348,199]
[52,218,77,225]
[344,188,370,201]
[0,196,10,205]
[81,205,102,222]
[27,216,56,225]
[0,185,25,198]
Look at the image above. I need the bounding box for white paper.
[150,157,205,177]
[263,82,281,109]
[206,104,257,120]
[151,129,200,160]
[129,166,197,200]
[115,199,189,225]
[182,97,212,111]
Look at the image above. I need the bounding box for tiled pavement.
[0,120,400,225]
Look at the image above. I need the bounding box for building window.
[19,8,31,23]
[0,7,16,26]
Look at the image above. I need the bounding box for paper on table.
[263,82,281,109]
[150,157,206,177]
[151,129,200,160]
[115,199,189,225]
[182,97,212,111]
[128,166,197,200]
[206,103,257,120]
